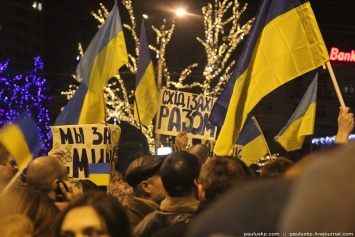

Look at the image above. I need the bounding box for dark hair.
[260,157,294,179]
[199,156,254,201]
[55,191,131,237]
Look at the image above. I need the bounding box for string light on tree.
[0,57,52,154]
[197,0,254,96]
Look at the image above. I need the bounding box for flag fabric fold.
[237,116,269,166]
[210,0,329,156]
[134,21,158,127]
[55,2,128,125]
[275,74,318,151]
[0,113,42,171]
[89,162,111,186]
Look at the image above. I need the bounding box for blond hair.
[0,214,34,237]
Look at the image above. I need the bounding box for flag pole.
[326,61,346,108]
[0,170,21,196]
[134,96,143,132]
[251,116,272,157]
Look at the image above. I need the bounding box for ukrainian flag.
[0,113,42,171]
[89,163,111,186]
[134,21,158,127]
[275,74,318,151]
[55,2,128,125]
[237,117,269,166]
[209,0,329,156]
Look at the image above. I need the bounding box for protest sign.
[51,124,120,181]
[155,89,217,140]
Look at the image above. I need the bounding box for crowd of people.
[0,106,354,237]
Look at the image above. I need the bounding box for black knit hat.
[160,151,200,196]
[125,155,164,187]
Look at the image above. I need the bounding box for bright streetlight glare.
[142,14,148,19]
[176,8,186,17]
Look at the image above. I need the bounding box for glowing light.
[176,8,186,17]
[329,47,355,63]
[0,57,52,154]
[143,14,148,19]
[32,1,42,11]
[311,134,355,146]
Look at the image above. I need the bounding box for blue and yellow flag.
[209,0,329,156]
[0,113,42,171]
[55,2,128,125]
[89,163,111,186]
[237,116,269,166]
[134,21,158,127]
[275,74,318,151]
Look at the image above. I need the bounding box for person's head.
[0,214,34,237]
[198,156,254,202]
[259,157,294,179]
[125,155,166,204]
[0,186,60,237]
[160,151,200,198]
[56,191,131,237]
[0,142,17,184]
[26,156,68,200]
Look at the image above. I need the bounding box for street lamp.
[176,8,186,17]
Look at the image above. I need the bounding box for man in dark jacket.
[133,151,200,237]
[124,155,166,229]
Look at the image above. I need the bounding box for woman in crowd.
[55,191,131,237]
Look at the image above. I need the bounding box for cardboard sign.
[155,89,217,140]
[51,124,120,181]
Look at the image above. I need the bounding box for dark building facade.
[0,0,45,71]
